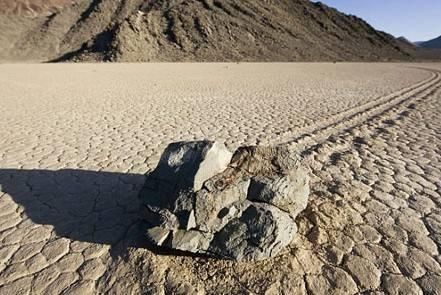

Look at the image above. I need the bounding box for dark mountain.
[0,0,418,62]
[396,36,417,51]
[419,35,441,49]
[397,36,414,46]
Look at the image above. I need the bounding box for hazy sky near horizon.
[319,0,441,41]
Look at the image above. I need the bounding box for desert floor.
[0,63,440,294]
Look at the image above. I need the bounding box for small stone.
[186,210,196,230]
[146,227,170,246]
[169,230,213,253]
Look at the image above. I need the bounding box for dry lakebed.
[0,63,440,294]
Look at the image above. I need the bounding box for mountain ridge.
[419,35,441,49]
[0,0,421,62]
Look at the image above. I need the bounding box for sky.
[318,0,441,42]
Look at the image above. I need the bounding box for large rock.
[139,141,310,261]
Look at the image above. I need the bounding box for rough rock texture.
[0,0,418,62]
[139,141,310,261]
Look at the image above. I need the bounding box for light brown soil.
[0,0,72,17]
[0,63,440,294]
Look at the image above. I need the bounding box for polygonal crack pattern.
[0,64,440,294]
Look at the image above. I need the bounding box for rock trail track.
[0,63,440,294]
[284,69,441,150]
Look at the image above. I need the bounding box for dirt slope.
[0,0,416,62]
[0,0,73,17]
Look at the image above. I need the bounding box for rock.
[208,202,297,261]
[169,230,213,253]
[140,141,310,261]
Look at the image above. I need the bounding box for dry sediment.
[0,63,440,294]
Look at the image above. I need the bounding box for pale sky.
[318,0,441,42]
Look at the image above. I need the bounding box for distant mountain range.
[0,0,437,62]
[416,35,441,49]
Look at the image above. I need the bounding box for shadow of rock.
[0,169,146,248]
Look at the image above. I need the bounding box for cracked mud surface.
[0,63,440,294]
